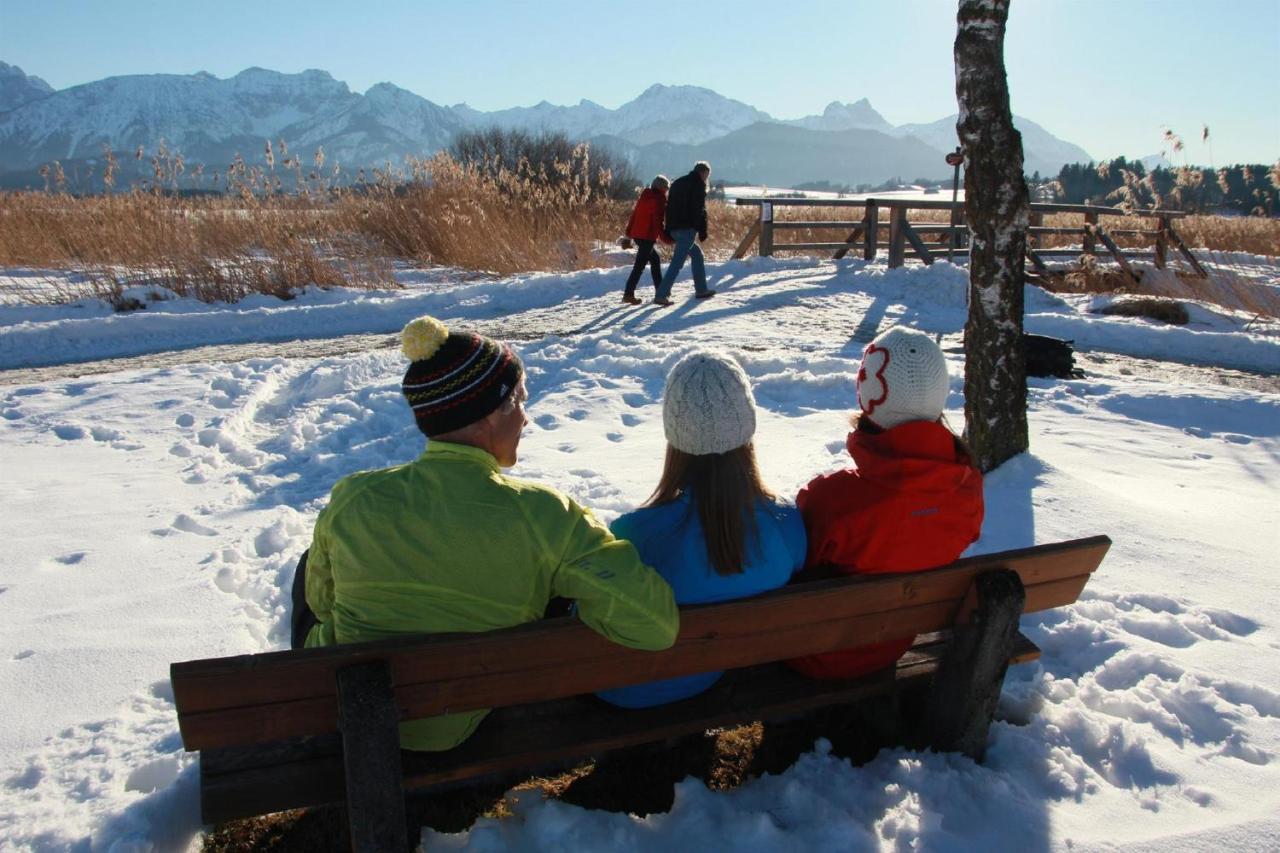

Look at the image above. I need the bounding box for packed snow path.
[1,256,1278,851]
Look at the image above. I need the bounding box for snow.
[1,253,1278,851]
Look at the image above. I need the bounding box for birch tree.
[955,0,1030,472]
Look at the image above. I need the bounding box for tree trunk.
[955,0,1030,472]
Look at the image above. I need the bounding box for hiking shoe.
[695,290,717,299]
[652,297,674,307]
[622,295,642,305]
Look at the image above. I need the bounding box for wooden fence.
[731,198,1207,280]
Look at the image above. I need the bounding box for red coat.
[626,188,671,243]
[788,420,984,679]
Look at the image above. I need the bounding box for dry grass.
[3,174,1276,309]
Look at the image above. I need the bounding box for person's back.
[597,350,805,708]
[302,316,679,750]
[664,169,707,234]
[788,327,983,680]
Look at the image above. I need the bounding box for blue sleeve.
[609,511,639,544]
[780,504,808,573]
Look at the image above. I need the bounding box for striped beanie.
[400,315,523,437]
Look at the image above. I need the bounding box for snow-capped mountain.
[892,114,1093,179]
[458,84,772,146]
[0,68,359,172]
[0,63,1095,190]
[783,99,894,134]
[0,61,53,113]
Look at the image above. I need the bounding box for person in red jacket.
[622,175,674,304]
[789,326,984,680]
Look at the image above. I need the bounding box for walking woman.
[621,175,673,304]
[597,350,806,707]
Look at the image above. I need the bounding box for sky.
[1,0,1277,165]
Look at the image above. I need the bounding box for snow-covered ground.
[1,255,1278,851]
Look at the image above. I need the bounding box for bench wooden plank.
[198,631,1041,822]
[173,537,1108,751]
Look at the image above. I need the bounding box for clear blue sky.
[1,0,1277,165]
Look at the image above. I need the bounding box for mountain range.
[0,62,1093,190]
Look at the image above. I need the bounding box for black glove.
[698,230,708,243]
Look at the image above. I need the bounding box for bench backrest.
[172,535,1109,751]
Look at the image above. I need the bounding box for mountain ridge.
[0,63,1093,189]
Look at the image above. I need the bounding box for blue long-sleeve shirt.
[596,493,806,708]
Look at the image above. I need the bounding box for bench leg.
[337,661,408,853]
[922,568,1025,761]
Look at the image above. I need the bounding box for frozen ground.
[0,254,1278,851]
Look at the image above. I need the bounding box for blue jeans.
[656,228,708,299]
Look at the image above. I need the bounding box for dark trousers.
[290,549,319,650]
[623,240,663,296]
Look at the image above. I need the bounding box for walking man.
[654,161,715,306]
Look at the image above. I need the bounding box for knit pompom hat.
[663,349,757,455]
[400,315,523,437]
[856,327,949,430]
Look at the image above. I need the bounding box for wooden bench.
[172,535,1110,852]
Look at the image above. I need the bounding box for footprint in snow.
[54,552,87,566]
[12,650,35,661]
[621,393,648,409]
[171,514,218,536]
[606,432,624,442]
[567,409,589,421]
[620,413,642,427]
[535,414,559,430]
[1221,433,1251,445]
[52,424,86,441]
[174,413,196,428]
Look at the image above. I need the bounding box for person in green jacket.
[295,315,680,751]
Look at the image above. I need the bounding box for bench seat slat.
[173,537,1108,751]
[199,632,1040,823]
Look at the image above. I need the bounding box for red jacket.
[788,420,984,679]
[626,188,671,243]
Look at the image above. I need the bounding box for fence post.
[759,202,774,257]
[1083,211,1098,256]
[1154,215,1168,270]
[864,201,879,261]
[888,205,907,268]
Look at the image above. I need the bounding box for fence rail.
[731,197,1206,279]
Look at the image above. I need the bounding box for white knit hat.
[663,349,757,455]
[856,327,949,429]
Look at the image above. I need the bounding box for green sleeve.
[551,506,678,651]
[303,499,337,646]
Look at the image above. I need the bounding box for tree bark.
[955,0,1030,472]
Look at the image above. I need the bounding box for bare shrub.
[1094,297,1190,325]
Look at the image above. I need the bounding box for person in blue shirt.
[597,349,807,708]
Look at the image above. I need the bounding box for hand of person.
[662,229,673,243]
[698,230,708,243]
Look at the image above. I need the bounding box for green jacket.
[305,440,679,751]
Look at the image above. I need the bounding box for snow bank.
[0,254,1277,851]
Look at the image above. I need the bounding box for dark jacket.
[664,170,708,239]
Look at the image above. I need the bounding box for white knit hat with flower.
[856,327,950,429]
[663,349,757,455]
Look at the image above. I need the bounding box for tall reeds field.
[1,147,1276,317]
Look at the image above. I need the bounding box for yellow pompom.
[401,315,449,362]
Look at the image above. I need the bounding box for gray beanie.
[856,327,950,429]
[663,349,757,455]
